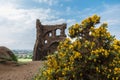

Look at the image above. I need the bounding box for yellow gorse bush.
[35,15,120,80]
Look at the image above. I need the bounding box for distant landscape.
[12,50,33,59]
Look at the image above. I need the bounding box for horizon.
[0,0,120,50]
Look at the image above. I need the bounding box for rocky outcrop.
[0,46,17,62]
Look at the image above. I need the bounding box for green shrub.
[35,15,120,80]
[11,54,18,62]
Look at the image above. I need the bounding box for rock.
[0,46,17,62]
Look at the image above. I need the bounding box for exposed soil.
[0,61,43,80]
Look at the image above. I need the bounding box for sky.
[0,0,120,50]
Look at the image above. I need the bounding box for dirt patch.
[0,61,44,80]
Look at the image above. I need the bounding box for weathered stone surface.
[33,19,66,60]
[0,46,15,62]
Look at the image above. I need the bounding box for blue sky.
[0,0,120,50]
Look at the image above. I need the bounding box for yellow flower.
[73,75,75,78]
[69,45,74,49]
[107,74,110,78]
[114,67,120,74]
[73,40,81,50]
[59,52,66,57]
[74,23,80,29]
[70,56,74,61]
[46,69,52,75]
[94,59,96,62]
[109,69,111,72]
[74,51,82,58]
[43,71,47,76]
[116,77,119,80]
[112,77,115,80]
[58,77,64,80]
[69,29,75,36]
[87,17,91,23]
[91,14,100,23]
[64,67,69,71]
[80,73,82,76]
[62,71,66,75]
[96,67,99,72]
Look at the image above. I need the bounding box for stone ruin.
[33,19,66,60]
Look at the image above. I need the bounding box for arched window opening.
[48,32,52,37]
[44,40,48,44]
[56,29,61,36]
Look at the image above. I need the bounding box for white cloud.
[34,0,58,6]
[99,5,120,40]
[0,0,22,8]
[0,6,53,34]
[33,0,71,6]
[0,0,76,50]
[100,5,120,26]
[0,1,58,49]
[66,7,71,12]
[43,18,65,24]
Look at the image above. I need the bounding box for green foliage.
[11,54,18,62]
[35,15,120,80]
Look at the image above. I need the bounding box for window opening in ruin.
[56,29,61,36]
[49,32,52,37]
[44,40,48,44]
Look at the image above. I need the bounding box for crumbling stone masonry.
[33,19,66,60]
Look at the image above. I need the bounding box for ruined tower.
[33,19,66,60]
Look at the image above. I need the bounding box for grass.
[14,59,32,66]
[18,58,32,62]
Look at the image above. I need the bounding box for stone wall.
[33,19,66,60]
